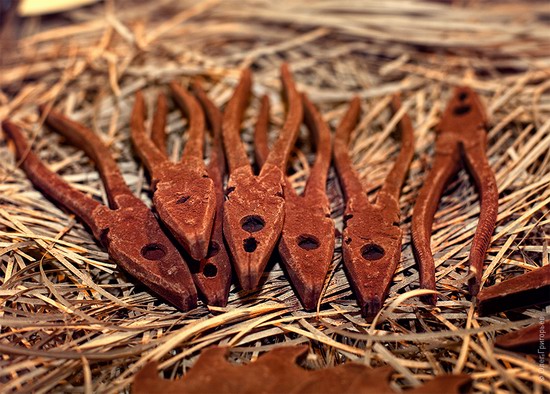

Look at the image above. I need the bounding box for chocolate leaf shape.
[133,346,471,394]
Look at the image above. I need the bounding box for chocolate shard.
[477,265,550,316]
[495,321,550,353]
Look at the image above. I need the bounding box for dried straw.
[0,0,549,392]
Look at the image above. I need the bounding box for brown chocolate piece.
[221,64,302,290]
[191,82,233,306]
[133,346,471,394]
[141,83,232,307]
[254,93,334,310]
[131,87,216,261]
[333,96,414,320]
[495,320,550,353]
[477,265,550,316]
[2,111,197,311]
[412,87,499,303]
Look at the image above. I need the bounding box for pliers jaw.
[151,163,216,261]
[223,164,285,290]
[278,194,335,310]
[342,200,402,320]
[94,203,198,311]
[438,86,488,142]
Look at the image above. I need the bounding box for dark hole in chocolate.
[225,187,235,200]
[176,195,190,204]
[297,235,320,250]
[361,244,385,261]
[206,241,220,258]
[243,237,258,253]
[241,215,265,232]
[203,263,218,278]
[141,243,167,260]
[459,92,468,101]
[454,105,471,116]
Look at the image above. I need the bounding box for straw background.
[0,0,549,392]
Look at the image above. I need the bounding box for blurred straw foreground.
[0,0,549,392]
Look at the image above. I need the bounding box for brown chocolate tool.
[333,96,414,319]
[144,83,232,307]
[412,87,498,303]
[254,93,334,310]
[477,264,550,316]
[222,64,302,290]
[2,110,197,311]
[478,265,549,354]
[131,85,216,261]
[495,321,550,353]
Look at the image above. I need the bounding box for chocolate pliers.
[334,96,414,319]
[254,93,334,310]
[222,64,302,290]
[131,84,216,261]
[132,85,231,306]
[412,87,498,302]
[192,82,233,306]
[2,109,197,310]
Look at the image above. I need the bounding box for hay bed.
[0,0,549,392]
